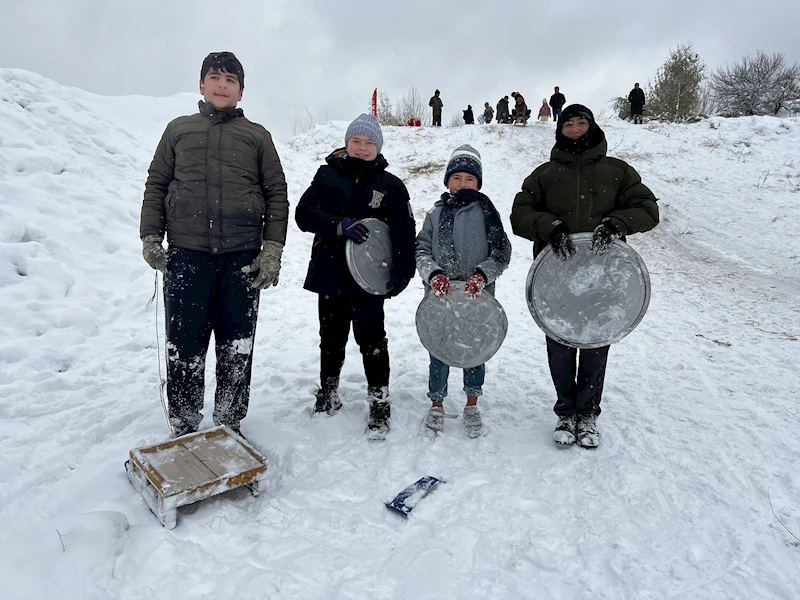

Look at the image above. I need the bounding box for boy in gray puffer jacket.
[415,145,511,438]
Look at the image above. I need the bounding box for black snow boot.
[313,377,342,415]
[367,387,391,440]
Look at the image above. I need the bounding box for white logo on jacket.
[370,190,384,209]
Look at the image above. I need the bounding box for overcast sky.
[3,0,799,140]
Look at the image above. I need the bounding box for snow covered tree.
[377,89,402,126]
[711,51,800,116]
[647,43,706,122]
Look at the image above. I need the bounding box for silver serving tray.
[525,233,651,349]
[416,284,508,368]
[345,218,392,295]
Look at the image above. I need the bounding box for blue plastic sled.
[385,476,444,517]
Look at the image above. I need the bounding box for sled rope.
[147,271,173,434]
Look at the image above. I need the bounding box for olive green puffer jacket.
[510,136,659,256]
[140,101,288,254]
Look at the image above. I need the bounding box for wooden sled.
[513,117,528,127]
[126,426,268,529]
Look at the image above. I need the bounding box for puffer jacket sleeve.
[415,210,441,284]
[259,130,289,245]
[510,165,560,243]
[387,180,417,282]
[295,167,341,239]
[603,161,659,236]
[140,125,175,239]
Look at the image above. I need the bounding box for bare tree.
[291,107,314,135]
[712,51,800,116]
[397,86,428,125]
[647,43,706,122]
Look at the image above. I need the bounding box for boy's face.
[562,117,590,140]
[346,135,378,161]
[447,172,479,193]
[199,68,243,111]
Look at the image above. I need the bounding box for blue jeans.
[427,355,485,402]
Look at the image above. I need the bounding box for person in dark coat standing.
[295,114,416,440]
[140,52,289,438]
[510,104,659,448]
[496,96,511,123]
[429,89,443,126]
[463,105,475,124]
[628,83,646,124]
[549,86,566,121]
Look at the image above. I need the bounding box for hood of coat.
[550,134,608,165]
[325,147,389,174]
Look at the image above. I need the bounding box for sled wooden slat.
[127,426,268,529]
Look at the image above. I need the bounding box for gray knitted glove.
[242,240,284,289]
[142,234,166,272]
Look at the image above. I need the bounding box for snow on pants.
[545,336,610,417]
[318,294,389,389]
[163,247,260,432]
[427,354,485,402]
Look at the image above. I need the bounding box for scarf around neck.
[437,189,511,280]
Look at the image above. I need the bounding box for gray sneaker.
[553,414,577,445]
[463,405,485,438]
[424,405,445,434]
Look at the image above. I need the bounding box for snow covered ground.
[1,68,799,599]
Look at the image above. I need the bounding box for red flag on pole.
[372,88,377,117]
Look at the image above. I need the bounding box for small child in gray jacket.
[415,144,511,437]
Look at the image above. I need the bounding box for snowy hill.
[1,68,799,599]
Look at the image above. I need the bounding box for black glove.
[385,275,410,298]
[340,217,369,243]
[591,222,620,255]
[549,222,576,261]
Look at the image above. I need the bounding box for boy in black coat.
[295,114,416,439]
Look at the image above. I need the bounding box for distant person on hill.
[510,104,659,448]
[429,89,443,127]
[140,51,288,439]
[483,102,494,124]
[295,114,416,440]
[511,92,530,124]
[628,83,646,124]
[549,86,566,120]
[496,96,511,124]
[538,99,552,121]
[416,145,511,438]
[463,105,475,125]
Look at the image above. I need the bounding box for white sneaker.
[463,405,485,438]
[576,414,600,448]
[424,405,445,434]
[553,414,577,445]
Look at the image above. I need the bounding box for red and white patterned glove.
[430,274,452,298]
[464,273,486,299]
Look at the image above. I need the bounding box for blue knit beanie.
[444,144,482,189]
[345,114,383,155]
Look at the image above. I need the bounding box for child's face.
[346,135,378,161]
[447,172,479,193]
[199,68,243,111]
[562,117,590,140]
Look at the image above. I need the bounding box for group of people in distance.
[141,52,659,449]
[433,84,646,126]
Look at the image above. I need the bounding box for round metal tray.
[416,284,508,368]
[525,233,651,349]
[345,218,392,295]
